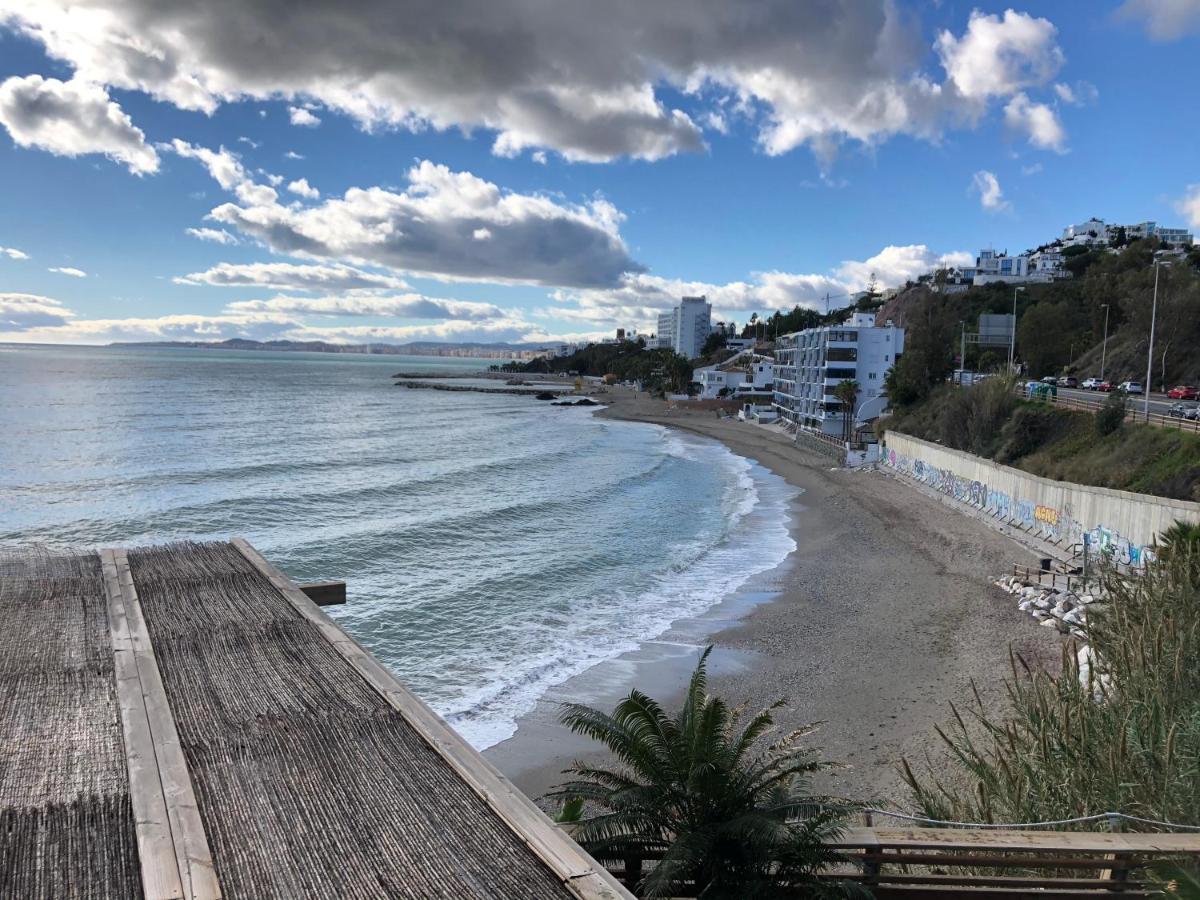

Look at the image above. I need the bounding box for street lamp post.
[1143,261,1160,422]
[1099,303,1110,380]
[1008,286,1025,374]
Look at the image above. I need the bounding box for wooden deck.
[0,540,629,900]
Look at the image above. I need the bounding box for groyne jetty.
[394,379,575,397]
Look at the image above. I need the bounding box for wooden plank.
[231,537,631,900]
[106,549,222,900]
[102,549,186,900]
[296,580,346,607]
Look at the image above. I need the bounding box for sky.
[1,0,1199,347]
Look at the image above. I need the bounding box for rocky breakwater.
[993,574,1102,641]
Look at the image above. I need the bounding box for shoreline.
[485,387,1063,808]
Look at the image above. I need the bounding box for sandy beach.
[485,387,1063,810]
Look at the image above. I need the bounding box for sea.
[0,344,796,748]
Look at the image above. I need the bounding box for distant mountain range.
[111,338,552,358]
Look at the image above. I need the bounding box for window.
[868,372,877,380]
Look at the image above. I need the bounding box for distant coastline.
[108,337,552,360]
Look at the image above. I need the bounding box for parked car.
[1168,385,1198,400]
[1168,401,1200,419]
[1081,377,1102,390]
[1040,375,1059,386]
[1059,376,1078,388]
[1097,381,1115,392]
[1118,381,1144,395]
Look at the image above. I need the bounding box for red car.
[1168,385,1198,400]
[1097,381,1115,392]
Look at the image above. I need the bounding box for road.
[1053,386,1181,416]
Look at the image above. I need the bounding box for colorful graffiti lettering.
[1034,505,1059,527]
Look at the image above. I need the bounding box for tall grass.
[903,548,1200,828]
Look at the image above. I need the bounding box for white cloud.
[176,261,408,292]
[936,10,1063,100]
[284,150,305,160]
[49,265,87,277]
[551,243,969,330]
[237,135,260,148]
[1004,92,1067,152]
[288,105,321,127]
[1053,81,1098,106]
[1176,184,1200,229]
[224,293,506,320]
[209,159,642,287]
[970,170,1009,212]
[1119,0,1200,39]
[0,74,158,174]
[0,1,1073,166]
[185,227,239,244]
[1021,162,1043,176]
[287,177,319,199]
[0,292,75,329]
[167,140,246,190]
[472,227,492,241]
[1,246,29,259]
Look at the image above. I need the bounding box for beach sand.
[484,387,1062,810]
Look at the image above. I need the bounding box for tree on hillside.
[1017,301,1084,376]
[885,292,957,405]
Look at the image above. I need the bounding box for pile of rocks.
[993,574,1102,640]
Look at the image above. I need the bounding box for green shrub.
[1095,389,1127,436]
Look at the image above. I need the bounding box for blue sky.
[1,0,1198,345]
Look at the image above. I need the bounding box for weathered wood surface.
[103,549,222,900]
[233,537,631,900]
[833,826,1200,854]
[296,580,346,606]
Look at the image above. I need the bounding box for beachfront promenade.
[0,539,628,899]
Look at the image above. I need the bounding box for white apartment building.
[655,296,712,358]
[1062,218,1193,248]
[695,352,774,399]
[773,312,904,437]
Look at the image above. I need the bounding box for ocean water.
[0,344,796,748]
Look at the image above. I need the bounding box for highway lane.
[1053,385,1182,416]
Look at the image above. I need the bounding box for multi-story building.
[655,296,712,358]
[695,352,773,399]
[773,312,904,437]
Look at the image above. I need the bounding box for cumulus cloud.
[176,261,408,292]
[1,246,29,259]
[0,0,1072,165]
[287,177,319,199]
[0,292,75,330]
[288,105,321,127]
[1053,81,1098,106]
[224,293,506,319]
[185,227,239,244]
[1176,184,1200,230]
[0,74,159,174]
[551,243,969,330]
[1004,92,1067,152]
[284,150,305,160]
[49,265,87,277]
[970,170,1009,212]
[936,9,1063,100]
[167,139,246,189]
[1119,0,1200,39]
[209,159,642,287]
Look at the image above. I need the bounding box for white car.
[1118,381,1144,395]
[1081,377,1102,390]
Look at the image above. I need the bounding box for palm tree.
[831,380,860,444]
[549,648,862,898]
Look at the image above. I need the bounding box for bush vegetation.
[549,648,863,899]
[886,380,1200,501]
[903,543,1200,830]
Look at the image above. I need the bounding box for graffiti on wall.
[885,446,1155,567]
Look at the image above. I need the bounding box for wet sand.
[484,388,1062,809]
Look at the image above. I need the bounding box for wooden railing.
[1012,562,1086,592]
[592,826,1200,898]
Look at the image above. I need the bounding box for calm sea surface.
[0,344,795,747]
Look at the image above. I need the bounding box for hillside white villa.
[773,312,904,437]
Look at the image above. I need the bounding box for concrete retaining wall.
[882,431,1200,567]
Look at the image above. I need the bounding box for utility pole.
[960,321,966,381]
[1144,261,1160,422]
[1099,303,1110,380]
[1008,286,1025,374]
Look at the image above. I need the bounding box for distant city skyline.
[1,0,1199,345]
